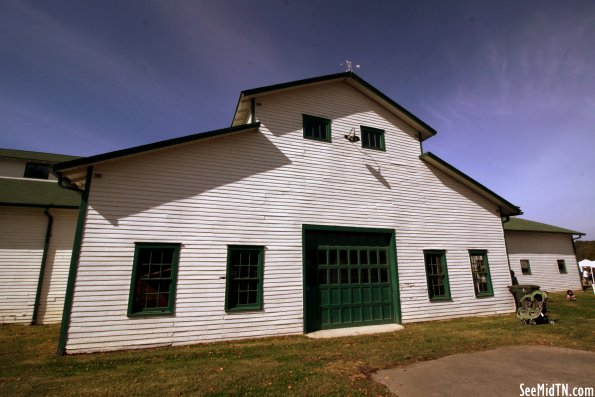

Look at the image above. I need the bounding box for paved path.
[373,346,595,397]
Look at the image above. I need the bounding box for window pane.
[350,250,359,265]
[339,250,348,265]
[380,268,388,283]
[340,269,349,284]
[379,250,387,265]
[361,269,369,283]
[351,269,359,283]
[360,251,368,265]
[329,269,338,284]
[329,250,338,265]
[370,250,378,265]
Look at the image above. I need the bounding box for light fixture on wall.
[344,127,360,142]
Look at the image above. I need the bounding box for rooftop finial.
[340,60,360,72]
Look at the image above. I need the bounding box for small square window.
[557,260,567,274]
[303,114,331,142]
[226,246,264,311]
[520,260,532,275]
[361,127,385,151]
[128,243,180,316]
[424,251,451,301]
[24,163,50,179]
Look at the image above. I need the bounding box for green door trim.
[302,224,401,333]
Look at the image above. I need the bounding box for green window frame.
[128,243,180,316]
[424,250,451,301]
[557,259,567,274]
[225,246,264,312]
[361,126,385,151]
[520,259,532,275]
[469,250,493,297]
[303,114,331,142]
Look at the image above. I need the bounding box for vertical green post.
[57,166,93,355]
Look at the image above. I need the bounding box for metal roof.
[0,177,80,208]
[0,148,80,163]
[54,123,261,173]
[503,217,584,236]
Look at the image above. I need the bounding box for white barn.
[0,149,80,324]
[504,218,584,291]
[54,72,526,354]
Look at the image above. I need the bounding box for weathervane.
[341,60,360,72]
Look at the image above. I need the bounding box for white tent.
[578,259,594,294]
[578,259,595,270]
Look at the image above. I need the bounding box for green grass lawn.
[1,292,594,396]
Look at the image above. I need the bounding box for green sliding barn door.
[304,226,398,333]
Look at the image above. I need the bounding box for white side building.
[0,149,80,324]
[504,218,584,291]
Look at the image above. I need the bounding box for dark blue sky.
[1,0,594,238]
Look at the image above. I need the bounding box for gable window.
[303,114,331,142]
[424,250,451,301]
[557,259,567,274]
[226,246,264,311]
[128,243,180,316]
[361,126,385,151]
[520,260,531,275]
[469,250,493,297]
[24,162,50,179]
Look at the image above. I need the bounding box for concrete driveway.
[373,346,595,397]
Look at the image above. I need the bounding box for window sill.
[428,297,452,302]
[127,310,174,318]
[225,306,263,313]
[304,136,331,143]
[362,146,386,152]
[475,293,494,299]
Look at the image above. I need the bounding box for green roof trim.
[233,72,437,140]
[0,178,80,208]
[54,123,261,172]
[503,218,584,236]
[0,148,80,163]
[420,152,522,217]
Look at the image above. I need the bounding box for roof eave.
[420,152,522,217]
[54,122,261,173]
[503,218,585,236]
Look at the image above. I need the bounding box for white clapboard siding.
[0,158,25,178]
[505,231,581,291]
[0,207,77,324]
[37,209,78,324]
[0,207,46,323]
[66,81,514,353]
